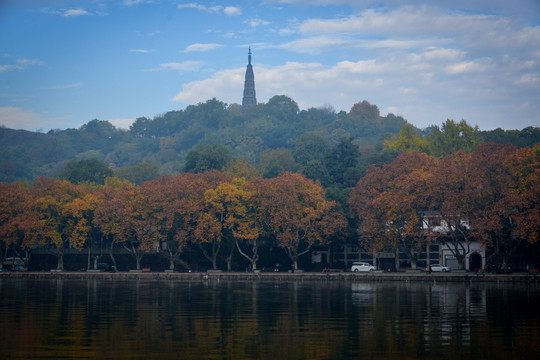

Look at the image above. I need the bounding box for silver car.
[430,264,450,272]
[351,262,376,272]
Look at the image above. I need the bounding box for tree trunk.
[56,251,64,270]
[227,245,235,272]
[235,238,259,271]
[200,242,220,270]
[109,240,117,272]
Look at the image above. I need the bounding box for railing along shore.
[1,270,539,283]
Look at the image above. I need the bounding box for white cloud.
[149,61,202,72]
[129,49,155,53]
[0,107,45,131]
[184,43,223,52]
[178,3,241,16]
[278,36,350,54]
[108,118,136,129]
[266,0,540,17]
[124,0,151,6]
[62,8,90,17]
[515,73,540,86]
[248,18,272,27]
[42,7,103,17]
[224,6,242,16]
[292,6,540,59]
[445,59,493,74]
[0,58,44,72]
[171,47,539,130]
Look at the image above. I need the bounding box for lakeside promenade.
[1,270,539,283]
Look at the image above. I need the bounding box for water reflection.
[1,278,539,359]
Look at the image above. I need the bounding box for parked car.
[430,264,450,272]
[351,262,376,272]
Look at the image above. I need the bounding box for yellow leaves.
[384,124,430,154]
[225,158,259,180]
[203,177,260,241]
[69,219,90,251]
[104,176,134,189]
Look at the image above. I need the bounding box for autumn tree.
[427,150,474,269]
[0,182,32,268]
[383,123,430,154]
[350,152,437,269]
[204,177,262,270]
[225,158,259,180]
[99,179,167,271]
[28,178,93,270]
[348,100,380,121]
[158,171,231,271]
[258,172,346,270]
[467,142,539,270]
[94,178,138,271]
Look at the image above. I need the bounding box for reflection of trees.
[1,280,540,358]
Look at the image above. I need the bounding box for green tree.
[184,144,233,173]
[114,162,158,185]
[258,148,297,178]
[59,158,113,185]
[293,133,331,166]
[324,137,361,187]
[427,119,482,157]
[265,95,300,122]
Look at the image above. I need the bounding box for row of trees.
[350,142,539,270]
[0,171,346,271]
[1,142,538,272]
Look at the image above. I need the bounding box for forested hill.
[1,95,539,185]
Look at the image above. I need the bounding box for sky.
[1,0,539,132]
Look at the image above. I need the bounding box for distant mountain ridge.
[1,96,538,183]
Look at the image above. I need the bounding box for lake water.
[1,278,539,359]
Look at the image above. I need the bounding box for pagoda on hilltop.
[242,47,257,113]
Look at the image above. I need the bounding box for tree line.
[0,170,346,271]
[351,142,539,270]
[1,141,538,272]
[1,96,538,185]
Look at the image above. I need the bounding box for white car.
[351,262,376,272]
[430,264,450,272]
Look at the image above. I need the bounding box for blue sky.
[1,0,539,132]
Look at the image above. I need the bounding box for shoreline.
[1,271,539,283]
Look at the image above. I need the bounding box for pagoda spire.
[242,47,257,113]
